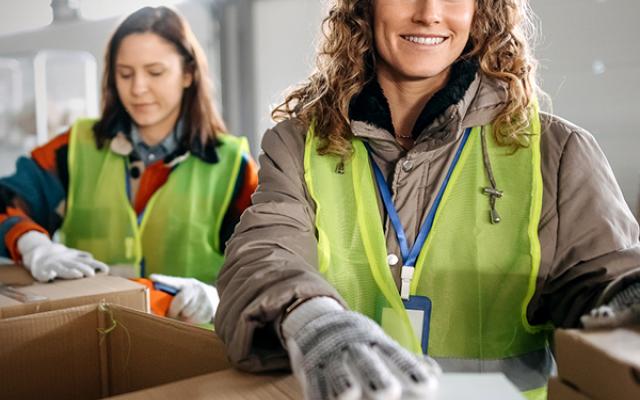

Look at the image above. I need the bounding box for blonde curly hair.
[272,0,541,158]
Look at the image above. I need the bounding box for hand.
[581,282,640,329]
[282,297,440,400]
[17,231,109,283]
[149,274,219,324]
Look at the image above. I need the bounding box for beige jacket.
[215,73,640,372]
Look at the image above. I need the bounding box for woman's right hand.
[16,231,109,282]
[282,297,440,400]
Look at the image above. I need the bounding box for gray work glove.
[282,297,440,400]
[581,282,640,329]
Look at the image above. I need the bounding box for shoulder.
[30,130,71,172]
[539,111,603,167]
[261,118,309,162]
[538,111,621,219]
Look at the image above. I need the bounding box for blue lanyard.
[365,127,472,270]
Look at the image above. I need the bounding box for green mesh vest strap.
[304,103,552,394]
[141,134,248,283]
[61,118,248,283]
[412,120,549,359]
[304,125,421,354]
[61,118,140,268]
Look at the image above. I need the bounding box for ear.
[182,70,193,88]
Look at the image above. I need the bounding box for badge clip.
[400,265,414,300]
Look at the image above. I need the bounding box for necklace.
[395,132,413,139]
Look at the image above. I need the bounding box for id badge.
[403,295,432,355]
[379,295,432,354]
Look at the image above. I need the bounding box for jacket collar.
[108,118,220,165]
[348,59,508,149]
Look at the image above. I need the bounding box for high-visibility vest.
[304,107,553,400]
[60,118,248,283]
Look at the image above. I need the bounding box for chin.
[398,68,449,81]
[130,115,156,128]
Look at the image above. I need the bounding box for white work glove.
[581,282,640,329]
[149,273,219,324]
[17,230,109,283]
[282,297,440,400]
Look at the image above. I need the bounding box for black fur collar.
[349,58,479,139]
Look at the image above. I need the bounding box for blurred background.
[0,0,638,217]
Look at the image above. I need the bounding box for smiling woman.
[374,0,476,147]
[0,6,258,326]
[215,1,640,400]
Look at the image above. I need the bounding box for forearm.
[0,210,49,261]
[215,201,344,371]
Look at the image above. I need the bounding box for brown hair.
[93,6,226,148]
[272,0,541,158]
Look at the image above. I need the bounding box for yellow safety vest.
[304,106,552,400]
[60,118,248,283]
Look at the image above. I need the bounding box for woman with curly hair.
[215,1,640,399]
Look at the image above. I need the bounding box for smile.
[133,103,156,109]
[401,35,446,46]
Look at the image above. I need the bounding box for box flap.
[0,304,104,399]
[108,369,299,400]
[555,326,640,400]
[0,264,34,285]
[102,305,231,396]
[548,378,592,400]
[0,291,23,307]
[0,275,148,319]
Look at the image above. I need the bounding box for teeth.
[404,36,445,45]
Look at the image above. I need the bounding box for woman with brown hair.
[215,0,640,399]
[0,6,258,325]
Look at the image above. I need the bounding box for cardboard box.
[548,377,592,400]
[0,303,231,399]
[0,265,148,318]
[111,369,299,400]
[555,326,640,400]
[114,371,526,399]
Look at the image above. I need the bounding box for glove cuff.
[16,231,52,269]
[609,282,640,310]
[282,296,343,343]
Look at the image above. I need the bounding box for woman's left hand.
[581,282,640,329]
[149,274,219,324]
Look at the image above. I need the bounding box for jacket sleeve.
[214,119,345,372]
[0,132,70,260]
[218,152,259,253]
[531,115,640,328]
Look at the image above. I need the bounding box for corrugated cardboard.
[548,378,592,400]
[0,265,148,318]
[555,326,640,400]
[0,303,231,399]
[110,370,299,400]
[114,370,526,400]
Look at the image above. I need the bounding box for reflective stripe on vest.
[303,103,553,394]
[60,118,248,282]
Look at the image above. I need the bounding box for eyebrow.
[116,62,166,69]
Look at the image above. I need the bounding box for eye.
[149,69,165,77]
[118,73,133,80]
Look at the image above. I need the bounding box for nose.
[131,73,149,96]
[412,0,442,25]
